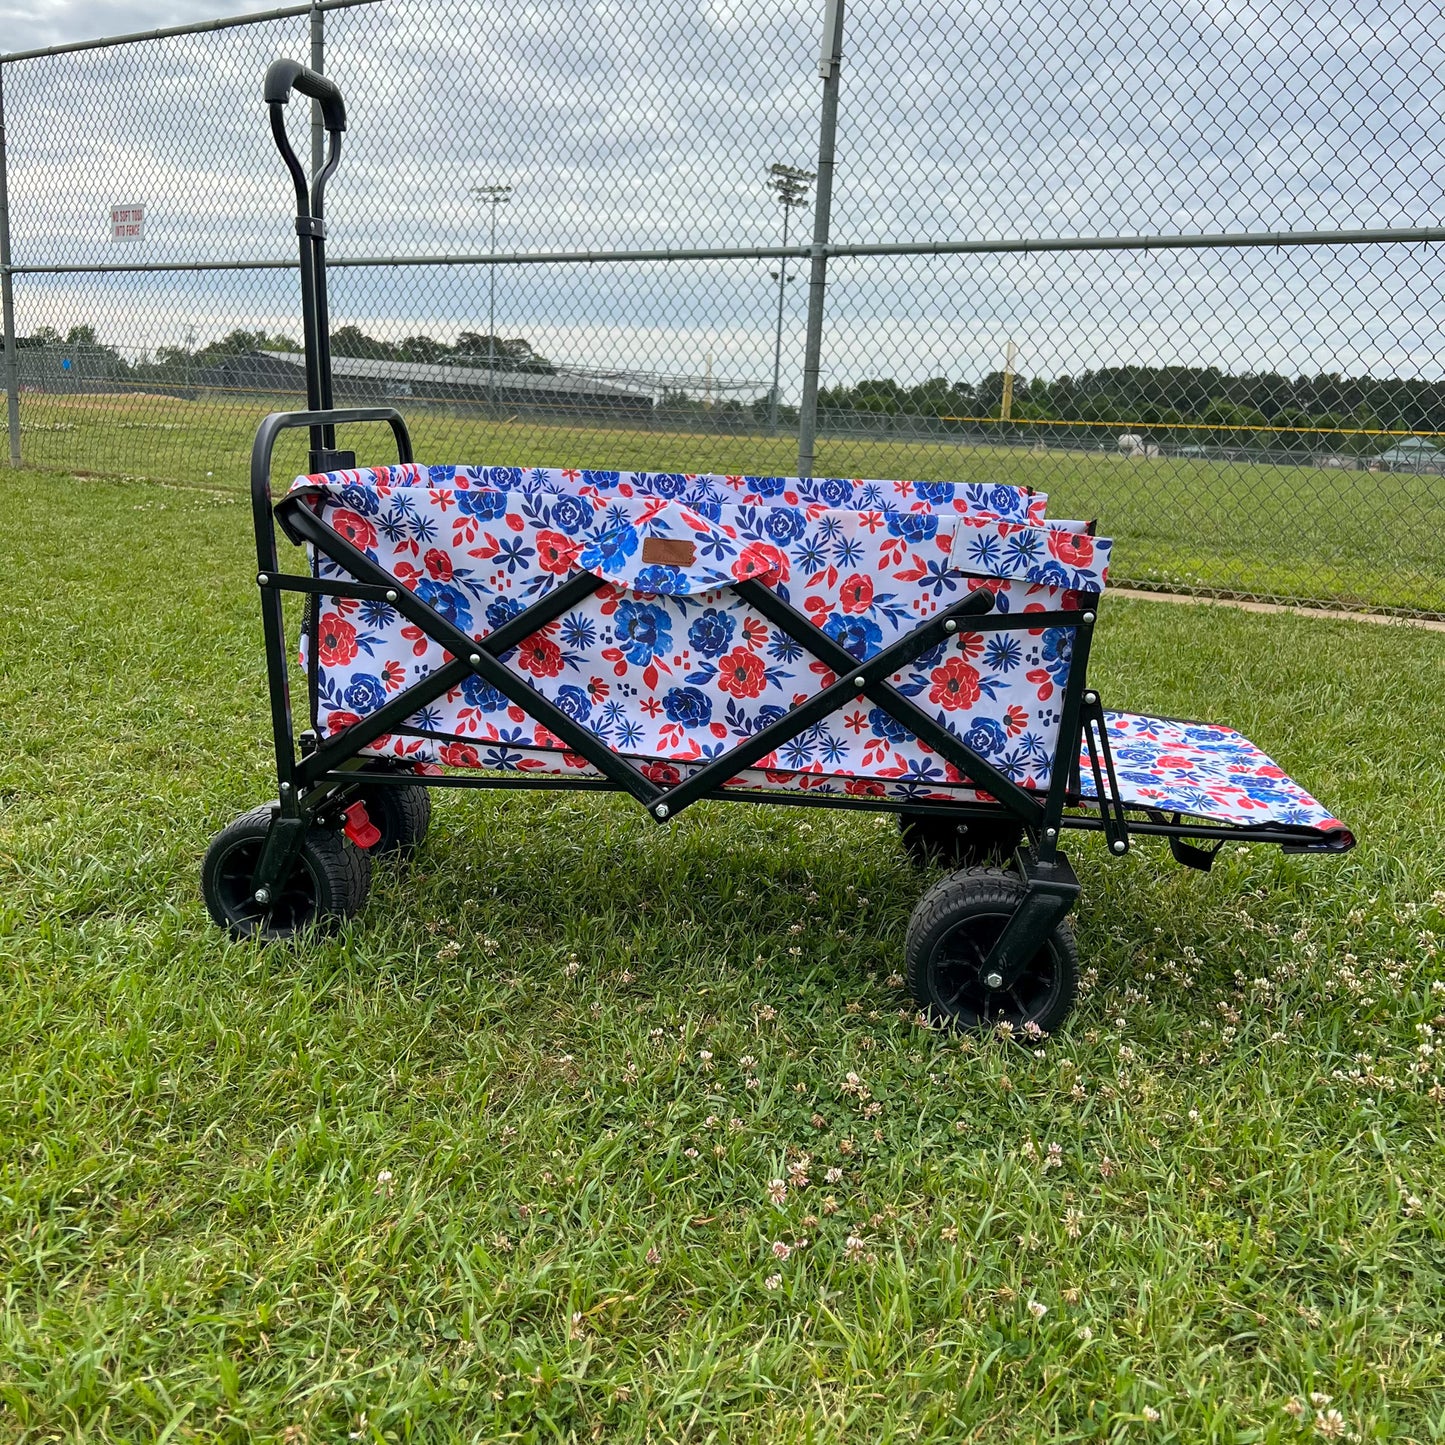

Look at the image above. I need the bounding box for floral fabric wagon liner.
[289,465,1343,836]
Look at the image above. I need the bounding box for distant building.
[200,349,655,421]
[1376,437,1445,474]
[16,343,121,392]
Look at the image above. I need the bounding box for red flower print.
[317,611,359,667]
[1048,529,1095,568]
[839,573,874,614]
[330,508,377,550]
[730,541,789,583]
[423,547,453,581]
[326,709,361,734]
[536,529,581,575]
[439,742,482,769]
[642,760,682,786]
[845,778,887,796]
[717,646,767,699]
[928,657,981,711]
[517,634,564,678]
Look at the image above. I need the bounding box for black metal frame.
[239,59,1353,959]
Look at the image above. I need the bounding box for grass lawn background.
[0,465,1443,1440]
[10,390,1445,616]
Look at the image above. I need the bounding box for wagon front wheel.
[202,803,371,941]
[904,867,1078,1034]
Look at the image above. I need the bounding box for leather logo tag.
[641,537,696,567]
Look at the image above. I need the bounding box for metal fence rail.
[3,0,1443,617]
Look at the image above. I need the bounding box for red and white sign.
[110,203,145,242]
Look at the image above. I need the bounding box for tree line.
[17,324,555,378]
[815,367,1443,450]
[19,324,1440,447]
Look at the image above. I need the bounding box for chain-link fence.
[3,0,1444,616]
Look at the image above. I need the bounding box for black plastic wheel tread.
[353,778,432,858]
[202,803,371,941]
[904,866,1078,1034]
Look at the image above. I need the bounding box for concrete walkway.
[1111,587,1445,633]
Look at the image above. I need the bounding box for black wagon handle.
[264,57,351,464]
[264,58,347,133]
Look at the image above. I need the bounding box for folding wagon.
[203,62,1355,1032]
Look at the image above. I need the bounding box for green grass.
[2,466,1445,1441]
[11,389,1445,614]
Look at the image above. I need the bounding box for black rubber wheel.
[349,773,433,859]
[904,866,1078,1034]
[202,803,371,942]
[899,812,1026,869]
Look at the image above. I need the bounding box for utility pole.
[796,0,845,477]
[470,183,512,413]
[766,163,815,434]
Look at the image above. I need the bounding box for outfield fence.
[3,0,1444,616]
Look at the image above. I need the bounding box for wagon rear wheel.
[898,812,1025,869]
[202,803,371,942]
[904,866,1078,1034]
[348,768,433,859]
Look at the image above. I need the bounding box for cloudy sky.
[5,0,1444,392]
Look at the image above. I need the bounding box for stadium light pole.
[471,183,512,412]
[766,163,815,433]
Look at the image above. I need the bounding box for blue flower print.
[886,511,938,544]
[413,579,473,631]
[868,707,911,744]
[339,483,382,515]
[580,525,638,571]
[764,507,808,544]
[663,686,712,728]
[343,673,386,713]
[555,684,593,722]
[485,596,523,632]
[823,611,883,660]
[633,563,688,595]
[547,494,592,535]
[461,674,509,711]
[962,716,1008,758]
[613,600,672,665]
[688,608,735,657]
[455,487,508,520]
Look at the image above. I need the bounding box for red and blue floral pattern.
[1081,712,1345,831]
[287,462,1342,839]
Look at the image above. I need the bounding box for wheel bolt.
[984,971,1004,989]
[254,887,271,904]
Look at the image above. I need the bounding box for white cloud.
[5,0,1443,389]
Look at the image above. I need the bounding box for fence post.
[309,1,325,180]
[0,62,21,467]
[795,0,844,479]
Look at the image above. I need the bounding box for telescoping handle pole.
[264,58,351,472]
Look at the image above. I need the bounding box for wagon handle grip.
[264,58,347,133]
